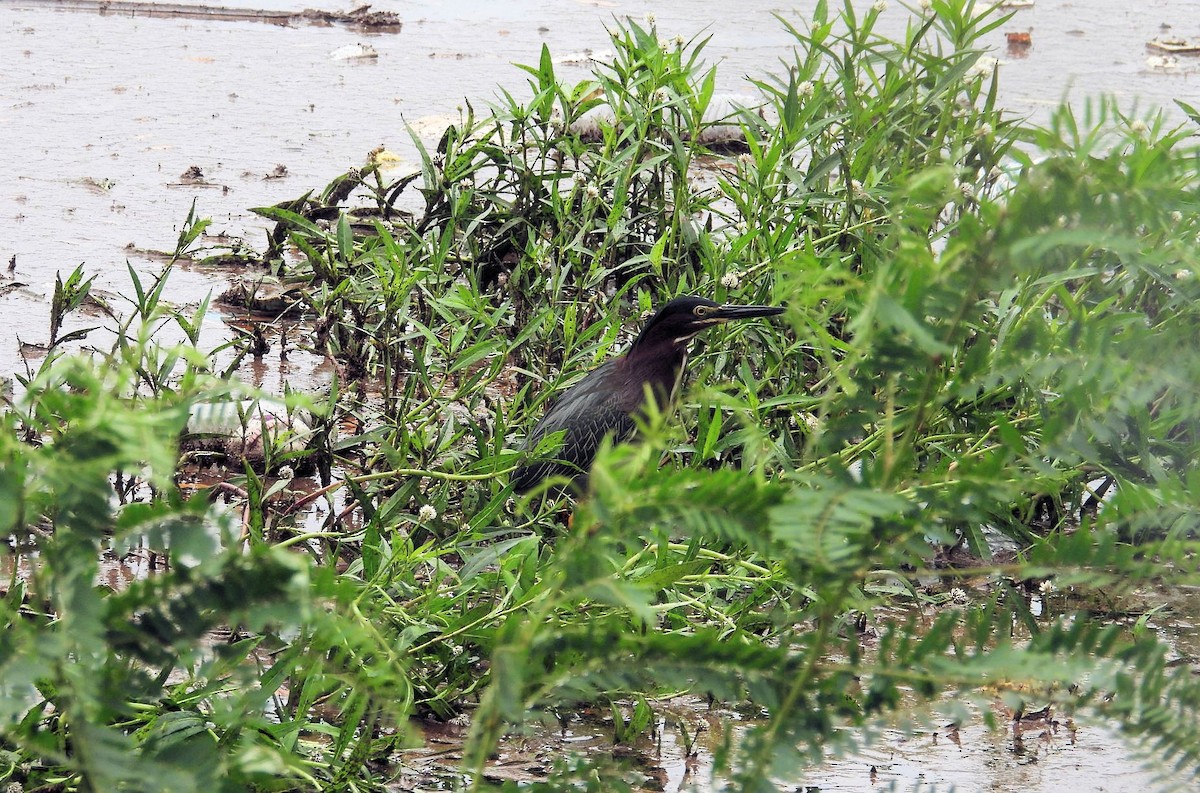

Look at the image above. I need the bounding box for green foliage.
[5,1,1200,791]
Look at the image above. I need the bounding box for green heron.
[512,296,786,493]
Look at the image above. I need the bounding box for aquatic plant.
[3,0,1200,790]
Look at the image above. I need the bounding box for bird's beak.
[710,304,787,323]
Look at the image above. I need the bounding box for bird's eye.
[693,305,710,317]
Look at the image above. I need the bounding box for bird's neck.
[625,337,690,405]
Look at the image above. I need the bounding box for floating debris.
[78,176,117,192]
[554,49,616,65]
[1145,54,1181,70]
[1006,30,1032,58]
[569,93,767,153]
[330,42,379,61]
[218,275,307,316]
[1147,37,1200,54]
[15,0,400,30]
[183,400,314,471]
[369,148,406,171]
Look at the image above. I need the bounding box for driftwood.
[16,0,401,30]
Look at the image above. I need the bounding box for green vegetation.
[4,0,1200,790]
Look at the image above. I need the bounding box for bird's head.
[632,296,786,350]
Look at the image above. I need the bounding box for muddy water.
[3,0,1199,388]
[400,583,1200,792]
[4,1,1199,789]
[402,706,1163,792]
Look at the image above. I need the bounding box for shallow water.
[398,584,1200,792]
[4,1,1200,789]
[3,0,1199,386]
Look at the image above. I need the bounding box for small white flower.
[720,271,742,289]
[1174,269,1192,280]
[1039,579,1055,595]
[798,80,815,98]
[798,412,820,432]
[653,88,669,104]
[960,182,976,200]
[1170,210,1183,224]
[735,220,748,234]
[1130,119,1149,137]
[737,152,754,166]
[975,122,993,139]
[850,179,867,199]
[585,183,600,199]
[919,0,933,11]
[418,504,438,522]
[969,56,998,78]
[644,12,656,26]
[276,465,295,480]
[872,0,887,11]
[672,34,686,48]
[950,587,968,604]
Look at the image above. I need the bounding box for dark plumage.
[512,296,785,493]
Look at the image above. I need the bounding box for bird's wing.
[513,362,637,492]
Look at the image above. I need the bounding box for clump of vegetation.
[3,0,1200,790]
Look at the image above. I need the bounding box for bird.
[512,295,786,494]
